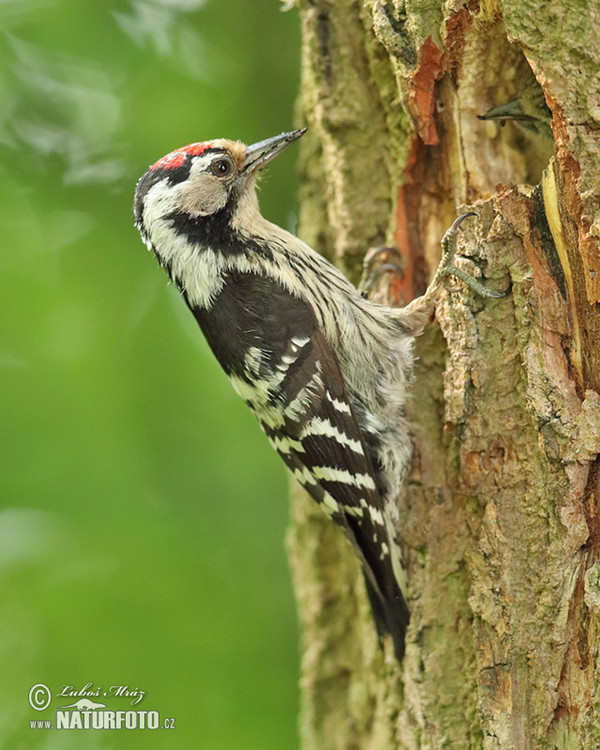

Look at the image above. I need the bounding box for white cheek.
[144,173,228,227]
[179,172,228,217]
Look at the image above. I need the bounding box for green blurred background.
[0,1,301,747]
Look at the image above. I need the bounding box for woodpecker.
[134,128,505,661]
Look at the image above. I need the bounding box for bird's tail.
[363,574,409,661]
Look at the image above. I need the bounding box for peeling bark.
[286,0,600,747]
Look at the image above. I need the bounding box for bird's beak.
[477,99,526,123]
[242,128,306,175]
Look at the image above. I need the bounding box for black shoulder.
[187,271,315,378]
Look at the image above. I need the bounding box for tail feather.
[364,575,409,661]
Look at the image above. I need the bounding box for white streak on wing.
[284,368,323,421]
[229,374,258,403]
[326,390,352,415]
[312,466,376,491]
[321,493,339,516]
[228,338,319,439]
[229,373,268,407]
[290,336,310,349]
[300,416,364,455]
[360,497,385,525]
[277,336,310,372]
[293,466,317,486]
[279,354,298,369]
[344,505,364,518]
[242,337,313,403]
[229,376,285,428]
[230,344,297,420]
[244,346,263,372]
[269,435,305,454]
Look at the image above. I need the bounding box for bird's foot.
[359,246,408,307]
[432,212,510,300]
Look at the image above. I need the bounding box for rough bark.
[286,0,600,747]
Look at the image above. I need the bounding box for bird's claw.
[434,212,510,299]
[442,261,511,299]
[359,246,407,306]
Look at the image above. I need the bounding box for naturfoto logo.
[28,682,176,732]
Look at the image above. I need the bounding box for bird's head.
[134,128,306,251]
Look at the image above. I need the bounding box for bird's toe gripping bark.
[359,246,408,307]
[431,212,510,300]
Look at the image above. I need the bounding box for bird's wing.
[189,271,408,656]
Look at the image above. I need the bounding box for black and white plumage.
[133,129,504,661]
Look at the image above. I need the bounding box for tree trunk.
[286,0,600,747]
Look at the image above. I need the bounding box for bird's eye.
[212,158,232,177]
